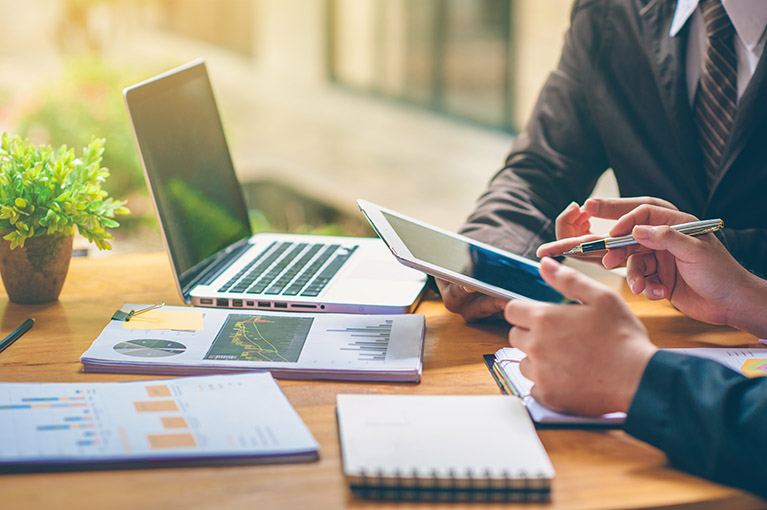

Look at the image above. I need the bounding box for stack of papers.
[81,305,425,382]
[0,373,318,471]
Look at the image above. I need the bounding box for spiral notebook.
[336,394,554,502]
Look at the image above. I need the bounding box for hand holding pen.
[538,197,683,266]
[561,218,723,255]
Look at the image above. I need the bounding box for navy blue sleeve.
[625,350,767,498]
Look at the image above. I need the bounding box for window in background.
[329,0,514,131]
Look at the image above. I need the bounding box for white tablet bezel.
[358,199,565,303]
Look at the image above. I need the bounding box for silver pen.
[562,219,723,255]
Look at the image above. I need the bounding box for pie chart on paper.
[114,339,187,358]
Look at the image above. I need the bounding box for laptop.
[123,60,427,314]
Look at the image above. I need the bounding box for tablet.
[358,200,570,304]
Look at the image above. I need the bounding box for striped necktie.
[693,0,737,188]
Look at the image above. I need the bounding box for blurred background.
[0,0,616,255]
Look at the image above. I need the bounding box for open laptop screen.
[125,61,251,287]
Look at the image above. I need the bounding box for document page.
[0,373,318,469]
[81,305,424,382]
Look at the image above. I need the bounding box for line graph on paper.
[332,319,392,362]
[204,315,313,363]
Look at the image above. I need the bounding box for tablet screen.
[382,212,569,303]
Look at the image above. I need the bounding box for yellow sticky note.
[122,309,204,331]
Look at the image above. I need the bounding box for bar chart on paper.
[335,319,393,361]
[0,373,318,470]
[80,306,425,381]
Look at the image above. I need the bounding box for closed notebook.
[336,394,554,502]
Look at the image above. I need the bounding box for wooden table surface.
[0,253,764,509]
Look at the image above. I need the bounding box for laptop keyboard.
[217,241,358,297]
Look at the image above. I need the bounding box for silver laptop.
[124,60,427,314]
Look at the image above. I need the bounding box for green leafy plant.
[0,133,129,250]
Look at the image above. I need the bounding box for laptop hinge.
[181,239,251,298]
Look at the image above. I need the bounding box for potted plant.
[0,133,129,304]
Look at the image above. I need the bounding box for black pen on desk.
[0,318,34,354]
[562,219,723,255]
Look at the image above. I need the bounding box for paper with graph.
[669,348,767,378]
[81,305,424,382]
[0,373,318,471]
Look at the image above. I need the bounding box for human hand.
[504,258,656,416]
[537,196,678,267]
[435,278,506,323]
[606,205,767,336]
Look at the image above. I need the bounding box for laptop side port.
[200,298,213,305]
[258,302,271,308]
[290,304,317,309]
[216,298,229,307]
[232,299,243,307]
[273,303,288,309]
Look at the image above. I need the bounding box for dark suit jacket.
[625,351,767,498]
[461,0,767,276]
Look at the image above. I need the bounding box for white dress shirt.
[670,0,767,103]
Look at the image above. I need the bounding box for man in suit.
[439,0,767,321]
[504,204,767,498]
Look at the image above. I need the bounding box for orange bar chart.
[146,433,197,449]
[133,400,179,412]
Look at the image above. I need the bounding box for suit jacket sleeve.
[625,350,767,498]
[460,0,609,258]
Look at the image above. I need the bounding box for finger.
[538,257,612,304]
[645,249,678,300]
[459,294,506,323]
[438,280,472,303]
[643,278,668,300]
[601,246,630,269]
[518,356,534,382]
[632,224,708,262]
[504,299,542,329]
[555,202,584,238]
[536,233,603,257]
[507,322,529,350]
[609,205,698,237]
[556,201,580,223]
[626,252,657,294]
[573,208,591,226]
[585,196,678,220]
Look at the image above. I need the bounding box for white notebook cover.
[336,394,554,489]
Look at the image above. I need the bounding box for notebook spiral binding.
[351,467,551,502]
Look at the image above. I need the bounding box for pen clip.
[692,224,722,236]
[111,303,165,322]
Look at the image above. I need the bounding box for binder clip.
[111,303,165,322]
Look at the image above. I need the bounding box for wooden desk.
[0,253,764,509]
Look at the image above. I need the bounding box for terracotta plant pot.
[0,234,74,304]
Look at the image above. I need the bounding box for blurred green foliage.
[11,58,365,244]
[14,57,147,229]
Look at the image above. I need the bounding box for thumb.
[632,225,704,260]
[538,257,611,305]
